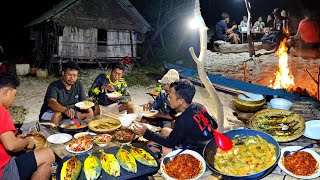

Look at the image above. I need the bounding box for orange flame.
[269,38,294,89]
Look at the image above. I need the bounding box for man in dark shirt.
[133,79,218,156]
[261,8,285,49]
[215,12,239,44]
[39,61,93,124]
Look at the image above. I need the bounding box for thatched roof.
[25,0,152,33]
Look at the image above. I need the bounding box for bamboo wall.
[58,26,137,59]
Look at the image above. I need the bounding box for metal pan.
[38,119,88,135]
[203,129,280,180]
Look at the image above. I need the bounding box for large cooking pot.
[38,119,88,135]
[203,129,280,179]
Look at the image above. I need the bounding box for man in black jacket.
[133,79,218,156]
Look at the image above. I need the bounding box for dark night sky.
[0,0,318,58]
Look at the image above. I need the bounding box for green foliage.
[124,66,163,87]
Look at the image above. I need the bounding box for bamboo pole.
[189,0,224,132]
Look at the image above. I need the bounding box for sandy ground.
[10,67,242,132]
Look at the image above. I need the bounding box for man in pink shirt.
[0,72,55,180]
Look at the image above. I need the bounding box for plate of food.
[26,133,47,149]
[66,139,93,154]
[47,133,73,144]
[106,92,121,98]
[113,129,136,143]
[129,123,161,133]
[250,109,305,142]
[303,120,320,140]
[75,101,94,109]
[88,116,121,133]
[73,132,97,141]
[160,149,206,180]
[93,134,112,147]
[141,110,159,118]
[278,146,320,179]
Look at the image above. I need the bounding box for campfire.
[269,38,295,89]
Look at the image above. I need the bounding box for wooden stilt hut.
[25,0,152,71]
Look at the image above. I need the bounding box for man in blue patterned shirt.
[88,63,134,115]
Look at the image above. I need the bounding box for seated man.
[287,10,320,49]
[253,17,265,32]
[261,8,285,50]
[39,61,94,124]
[238,15,248,32]
[88,63,134,115]
[215,12,240,44]
[133,79,218,156]
[140,69,179,128]
[0,72,55,180]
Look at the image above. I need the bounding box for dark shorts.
[15,151,37,180]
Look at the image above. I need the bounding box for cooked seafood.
[164,154,202,179]
[214,135,277,176]
[113,129,135,143]
[100,150,120,177]
[116,147,137,173]
[130,145,157,167]
[94,134,112,144]
[84,153,102,180]
[283,151,318,176]
[68,139,92,152]
[60,157,82,180]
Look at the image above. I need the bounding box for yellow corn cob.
[99,150,121,177]
[60,156,82,180]
[83,153,102,180]
[130,145,158,167]
[116,146,137,173]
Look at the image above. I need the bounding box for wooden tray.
[250,109,305,142]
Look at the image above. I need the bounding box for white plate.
[66,143,93,154]
[75,101,94,109]
[160,149,206,180]
[73,132,97,139]
[47,133,72,144]
[141,110,159,117]
[304,120,320,140]
[278,146,320,179]
[106,93,120,98]
[129,123,158,131]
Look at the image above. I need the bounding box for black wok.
[38,119,88,135]
[203,129,280,180]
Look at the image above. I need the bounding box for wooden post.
[129,30,134,63]
[189,0,224,132]
[244,0,255,57]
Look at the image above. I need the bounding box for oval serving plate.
[278,146,320,179]
[47,133,72,144]
[75,101,94,109]
[141,110,159,118]
[303,120,320,140]
[88,117,121,133]
[106,93,120,98]
[250,109,305,142]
